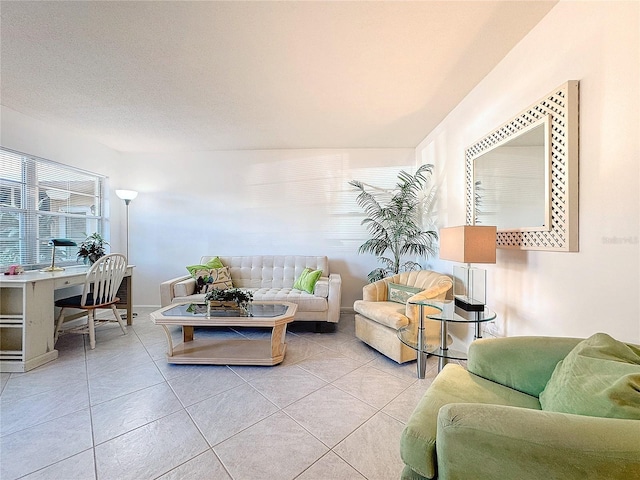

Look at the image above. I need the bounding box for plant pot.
[82,253,102,266]
[206,300,251,317]
[208,301,238,309]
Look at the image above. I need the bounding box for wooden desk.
[0,265,134,372]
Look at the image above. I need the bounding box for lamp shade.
[49,238,77,247]
[439,225,497,264]
[115,189,138,201]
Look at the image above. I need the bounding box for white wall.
[1,105,418,308]
[418,1,639,345]
[0,106,124,247]
[114,148,416,308]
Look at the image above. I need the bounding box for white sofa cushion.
[173,288,327,312]
[249,288,327,311]
[174,276,329,301]
[202,255,329,289]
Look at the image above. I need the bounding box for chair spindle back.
[81,253,127,307]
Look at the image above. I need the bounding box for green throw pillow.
[293,268,322,294]
[539,332,640,420]
[186,256,224,277]
[387,282,422,304]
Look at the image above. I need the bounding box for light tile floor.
[0,309,453,480]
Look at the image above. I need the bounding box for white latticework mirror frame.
[465,80,579,251]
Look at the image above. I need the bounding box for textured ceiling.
[0,1,557,153]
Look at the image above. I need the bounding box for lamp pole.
[124,198,131,261]
[115,189,138,321]
[115,190,138,263]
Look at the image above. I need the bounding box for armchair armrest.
[467,336,582,397]
[160,274,191,307]
[437,403,640,480]
[362,278,388,302]
[405,279,452,321]
[326,273,342,323]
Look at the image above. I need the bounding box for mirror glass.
[472,116,550,231]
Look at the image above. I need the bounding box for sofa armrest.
[326,273,342,323]
[160,274,191,307]
[467,336,583,397]
[437,403,640,480]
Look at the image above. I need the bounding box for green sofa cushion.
[400,363,540,479]
[186,256,224,277]
[435,402,640,480]
[293,267,322,294]
[467,336,582,397]
[539,333,640,420]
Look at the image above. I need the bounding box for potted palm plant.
[77,233,108,265]
[349,163,438,282]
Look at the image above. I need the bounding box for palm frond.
[401,261,423,272]
[350,164,438,282]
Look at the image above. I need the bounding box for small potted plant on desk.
[204,288,254,316]
[77,233,108,265]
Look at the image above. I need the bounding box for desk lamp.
[439,225,496,312]
[41,238,77,272]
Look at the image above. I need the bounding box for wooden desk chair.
[54,253,128,349]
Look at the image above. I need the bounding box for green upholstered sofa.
[400,335,640,480]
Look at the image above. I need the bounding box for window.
[0,147,106,270]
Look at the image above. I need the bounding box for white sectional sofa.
[160,255,342,324]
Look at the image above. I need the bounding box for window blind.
[0,147,106,269]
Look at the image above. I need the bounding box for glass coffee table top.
[161,302,289,318]
[397,300,496,360]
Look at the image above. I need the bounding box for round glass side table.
[398,300,496,378]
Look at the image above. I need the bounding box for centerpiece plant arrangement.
[204,287,254,316]
[77,233,108,265]
[349,163,438,282]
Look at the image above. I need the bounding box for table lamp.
[439,225,496,312]
[41,238,77,272]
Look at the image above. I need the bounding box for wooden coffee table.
[151,301,297,366]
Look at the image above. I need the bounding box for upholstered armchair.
[353,270,453,363]
[401,335,640,479]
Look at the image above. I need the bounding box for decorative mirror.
[473,115,551,231]
[465,81,579,251]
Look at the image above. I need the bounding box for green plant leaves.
[350,164,438,282]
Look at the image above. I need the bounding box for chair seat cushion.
[174,288,328,312]
[55,294,119,308]
[353,300,408,329]
[401,363,541,479]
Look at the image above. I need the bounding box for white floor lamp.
[115,189,138,262]
[115,189,138,320]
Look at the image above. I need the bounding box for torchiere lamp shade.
[115,189,138,205]
[439,226,497,264]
